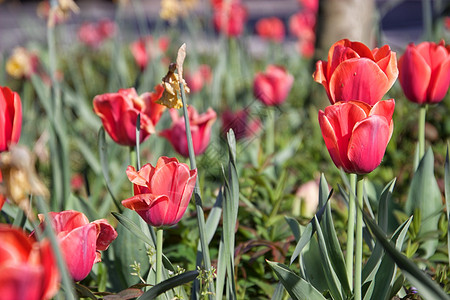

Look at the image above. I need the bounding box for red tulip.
[253,65,294,106]
[398,40,450,104]
[130,36,170,71]
[160,107,217,157]
[221,109,261,140]
[212,0,247,37]
[314,39,398,105]
[93,86,165,146]
[289,11,316,38]
[185,64,212,94]
[33,210,118,281]
[255,17,285,43]
[78,19,116,48]
[318,99,395,174]
[0,87,22,152]
[0,225,59,300]
[122,156,197,227]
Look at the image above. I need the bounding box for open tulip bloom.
[314,39,398,106]
[33,210,118,282]
[318,99,395,175]
[398,40,450,104]
[122,156,197,228]
[0,86,22,153]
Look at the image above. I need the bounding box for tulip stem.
[419,105,427,160]
[179,80,215,297]
[266,108,275,155]
[156,228,163,285]
[354,177,364,300]
[346,173,357,289]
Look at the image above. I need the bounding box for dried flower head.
[6,47,39,79]
[0,145,49,218]
[48,0,80,27]
[158,44,190,109]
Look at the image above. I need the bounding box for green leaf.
[267,261,326,300]
[363,211,450,300]
[405,148,442,258]
[445,145,450,264]
[139,270,199,300]
[112,212,154,245]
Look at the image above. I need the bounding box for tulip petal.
[370,99,395,120]
[318,110,345,171]
[348,115,391,174]
[121,193,161,211]
[92,219,118,251]
[329,58,390,105]
[0,264,44,300]
[398,46,432,104]
[427,56,450,103]
[175,169,197,223]
[59,223,98,281]
[46,210,90,234]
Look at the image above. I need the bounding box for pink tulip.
[122,156,197,227]
[398,40,450,104]
[314,39,398,105]
[33,210,118,281]
[221,109,261,140]
[160,107,217,157]
[212,0,247,37]
[318,99,395,174]
[130,36,170,71]
[0,86,22,153]
[253,65,294,106]
[185,64,212,94]
[0,225,59,300]
[255,17,285,43]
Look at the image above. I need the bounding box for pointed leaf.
[139,270,199,299]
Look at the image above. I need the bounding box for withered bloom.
[0,145,49,217]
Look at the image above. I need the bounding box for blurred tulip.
[0,225,59,300]
[253,65,294,106]
[122,156,197,227]
[289,11,315,38]
[185,64,212,93]
[0,87,22,152]
[446,17,450,30]
[318,99,395,174]
[6,47,40,79]
[398,40,450,104]
[93,85,165,146]
[160,107,217,157]
[221,109,261,140]
[78,19,116,48]
[33,210,118,281]
[314,39,398,105]
[212,0,247,37]
[255,17,285,43]
[294,179,319,218]
[297,0,318,12]
[130,35,170,71]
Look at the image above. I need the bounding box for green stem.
[346,173,357,289]
[422,0,433,40]
[266,109,275,155]
[354,177,364,300]
[418,105,427,160]
[156,228,163,285]
[179,81,214,297]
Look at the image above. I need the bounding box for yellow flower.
[48,0,80,27]
[0,145,49,219]
[6,47,37,79]
[160,0,198,23]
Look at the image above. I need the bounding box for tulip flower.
[318,99,395,174]
[93,86,165,146]
[6,47,40,79]
[0,225,59,300]
[212,0,247,37]
[160,107,217,157]
[221,109,261,140]
[130,36,170,71]
[33,210,118,281]
[398,40,450,104]
[122,156,197,227]
[0,86,22,152]
[77,19,116,49]
[185,64,212,94]
[314,39,398,106]
[255,17,285,43]
[253,65,294,106]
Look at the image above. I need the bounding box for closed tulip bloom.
[255,17,285,42]
[122,156,197,227]
[33,210,118,281]
[212,0,247,37]
[160,107,217,157]
[0,225,59,300]
[221,109,261,140]
[398,40,450,104]
[130,36,170,71]
[314,39,398,105]
[0,86,22,152]
[318,99,395,174]
[93,86,165,146]
[185,64,212,94]
[253,65,294,106]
